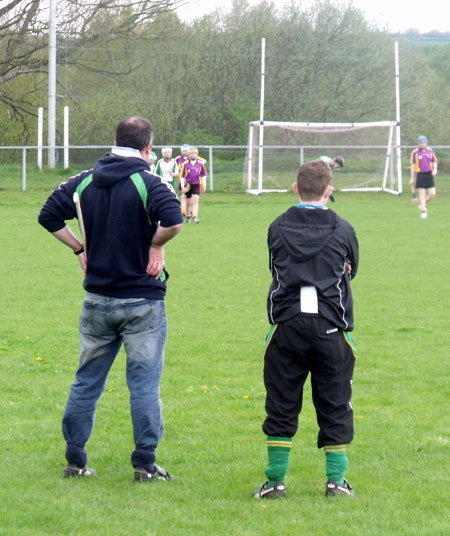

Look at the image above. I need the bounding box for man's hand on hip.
[147,245,164,279]
[78,252,87,276]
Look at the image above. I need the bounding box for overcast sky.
[176,0,450,33]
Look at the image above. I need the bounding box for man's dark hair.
[296,161,332,201]
[115,116,154,151]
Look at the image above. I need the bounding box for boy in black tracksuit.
[253,161,359,499]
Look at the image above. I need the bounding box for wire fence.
[1,144,449,193]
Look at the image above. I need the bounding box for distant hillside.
[394,30,450,46]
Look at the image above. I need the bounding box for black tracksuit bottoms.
[262,314,356,448]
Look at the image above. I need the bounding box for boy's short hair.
[116,116,154,151]
[296,161,332,201]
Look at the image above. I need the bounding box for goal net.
[244,121,402,195]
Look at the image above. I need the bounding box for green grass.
[1,186,449,535]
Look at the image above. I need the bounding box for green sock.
[324,445,348,485]
[265,436,292,486]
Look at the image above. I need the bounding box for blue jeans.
[62,292,167,471]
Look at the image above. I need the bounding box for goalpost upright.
[394,41,402,195]
[247,38,288,195]
[257,37,265,193]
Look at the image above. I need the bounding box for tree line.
[1,0,449,149]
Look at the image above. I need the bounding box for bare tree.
[0,0,183,124]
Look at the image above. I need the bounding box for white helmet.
[162,147,172,155]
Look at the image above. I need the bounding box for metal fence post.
[209,146,213,191]
[22,147,27,191]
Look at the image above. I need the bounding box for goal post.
[244,120,402,195]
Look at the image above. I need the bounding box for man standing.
[410,135,437,219]
[253,161,359,499]
[38,116,183,482]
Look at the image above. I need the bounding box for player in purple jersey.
[175,144,190,217]
[180,147,206,223]
[410,135,437,219]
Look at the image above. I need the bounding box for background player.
[175,144,190,217]
[410,135,437,219]
[315,155,344,202]
[149,151,157,173]
[180,147,206,223]
[253,160,359,499]
[156,147,179,188]
[317,155,344,170]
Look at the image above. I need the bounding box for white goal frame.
[246,40,402,196]
[245,120,402,196]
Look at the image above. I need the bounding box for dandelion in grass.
[35,357,43,361]
[243,394,250,399]
[202,386,208,390]
[107,389,113,392]
[213,385,219,390]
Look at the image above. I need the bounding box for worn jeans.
[62,292,167,471]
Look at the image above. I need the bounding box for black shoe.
[134,464,174,482]
[412,192,417,199]
[253,480,286,499]
[63,464,97,478]
[325,479,355,496]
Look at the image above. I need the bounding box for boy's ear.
[293,182,299,196]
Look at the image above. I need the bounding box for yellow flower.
[262,504,267,510]
[201,385,208,390]
[35,357,43,361]
[213,385,219,390]
[107,389,113,392]
[243,394,250,399]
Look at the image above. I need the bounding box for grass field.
[1,181,449,535]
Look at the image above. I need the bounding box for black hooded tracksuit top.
[267,205,359,331]
[38,152,183,300]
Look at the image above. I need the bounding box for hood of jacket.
[274,206,339,262]
[92,153,150,189]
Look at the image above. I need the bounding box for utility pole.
[48,0,57,168]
